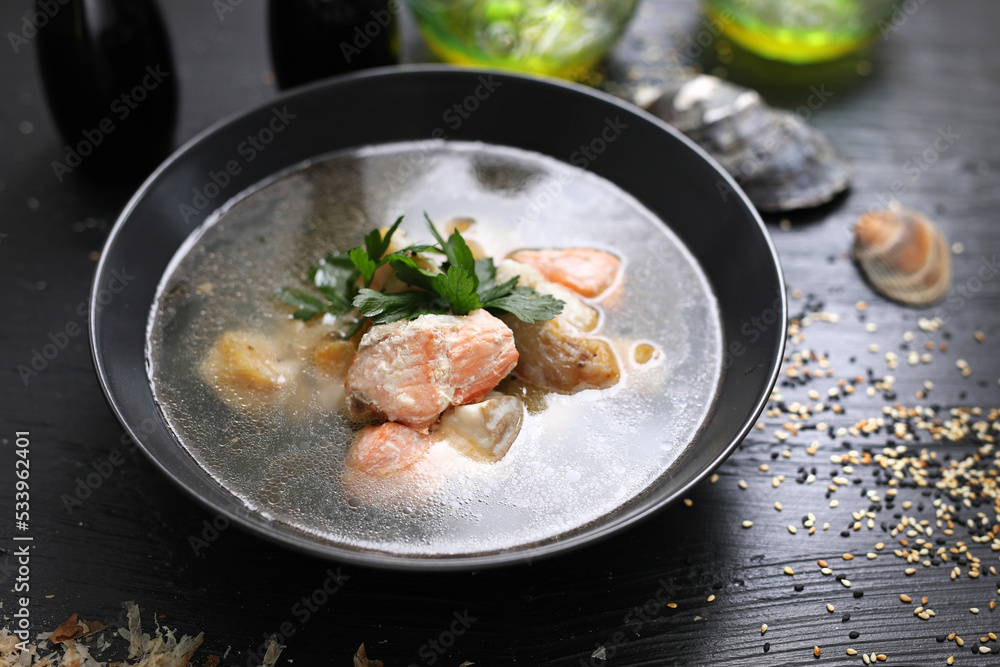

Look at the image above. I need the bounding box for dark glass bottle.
[268,0,399,90]
[35,0,178,184]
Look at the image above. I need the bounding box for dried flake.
[48,614,81,644]
[354,644,384,667]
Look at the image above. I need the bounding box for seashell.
[851,204,951,307]
[636,75,851,213]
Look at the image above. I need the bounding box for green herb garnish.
[276,214,563,334]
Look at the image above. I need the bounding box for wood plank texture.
[1,0,998,665]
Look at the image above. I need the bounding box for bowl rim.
[89,64,787,570]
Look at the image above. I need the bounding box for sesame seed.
[956,637,965,647]
[900,594,912,603]
[738,480,748,490]
[742,520,754,528]
[667,603,677,608]
[862,654,870,665]
[946,657,954,665]
[707,594,715,602]
[709,473,719,484]
[784,566,795,575]
[683,498,693,507]
[774,501,783,511]
[842,553,854,560]
[817,559,829,568]
[904,568,916,575]
[788,525,798,534]
[980,646,991,654]
[814,646,821,657]
[761,624,768,634]
[763,642,770,653]
[846,649,857,655]
[849,631,860,639]
[970,607,980,614]
[876,654,887,662]
[841,579,851,588]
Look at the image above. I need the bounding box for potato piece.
[202,331,291,392]
[495,260,619,393]
[313,339,358,377]
[200,331,299,413]
[434,392,524,462]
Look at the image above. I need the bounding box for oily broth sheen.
[147,141,722,556]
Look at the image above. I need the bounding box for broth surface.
[147,141,722,556]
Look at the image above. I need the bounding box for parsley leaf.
[353,288,446,323]
[432,266,482,316]
[483,286,565,323]
[278,214,565,329]
[474,256,497,286]
[276,288,328,321]
[426,213,477,287]
[309,251,358,313]
[477,275,521,303]
[348,246,377,286]
[388,255,438,292]
[366,215,403,262]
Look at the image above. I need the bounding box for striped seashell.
[852,204,951,307]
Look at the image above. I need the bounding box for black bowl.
[90,66,785,569]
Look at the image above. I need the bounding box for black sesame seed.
[936,635,947,643]
[841,613,851,622]
[853,591,863,599]
[794,584,805,592]
[764,643,771,653]
[849,631,860,639]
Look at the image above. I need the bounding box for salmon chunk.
[496,260,620,394]
[508,248,621,298]
[345,422,433,476]
[345,310,519,430]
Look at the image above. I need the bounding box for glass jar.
[406,0,639,80]
[701,0,897,63]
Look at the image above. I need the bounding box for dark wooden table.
[2,1,999,665]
